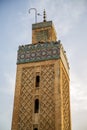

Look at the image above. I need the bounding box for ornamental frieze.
[17,41,60,64]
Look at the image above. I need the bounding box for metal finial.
[29,8,37,23]
[43,9,46,22]
[29,8,42,23]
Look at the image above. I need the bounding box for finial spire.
[43,9,46,22]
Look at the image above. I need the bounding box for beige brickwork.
[32,21,57,44]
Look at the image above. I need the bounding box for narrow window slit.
[36,76,40,87]
[34,99,39,113]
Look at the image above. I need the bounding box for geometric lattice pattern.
[17,64,55,130]
[62,69,70,130]
[40,64,55,130]
[17,41,60,64]
[18,67,35,130]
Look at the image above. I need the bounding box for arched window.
[34,99,39,113]
[36,76,40,87]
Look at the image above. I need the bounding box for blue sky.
[0,0,87,130]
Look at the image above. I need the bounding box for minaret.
[11,10,71,130]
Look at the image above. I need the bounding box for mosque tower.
[11,10,71,130]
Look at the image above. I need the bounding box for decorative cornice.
[32,21,52,30]
[17,41,60,64]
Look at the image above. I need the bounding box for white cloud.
[1,72,15,95]
[71,69,87,108]
[26,0,87,37]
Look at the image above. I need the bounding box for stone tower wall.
[11,60,62,130]
[60,60,71,130]
[32,21,57,44]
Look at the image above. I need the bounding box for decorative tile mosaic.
[17,41,60,64]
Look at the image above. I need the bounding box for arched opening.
[34,99,39,113]
[34,128,38,130]
[36,76,40,87]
